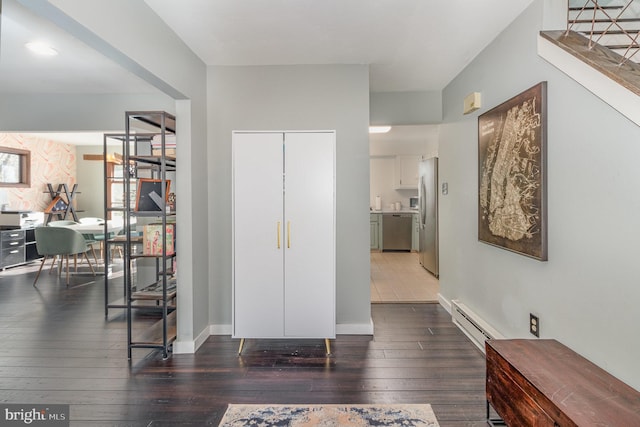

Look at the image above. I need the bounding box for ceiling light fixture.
[25,41,58,56]
[369,126,391,134]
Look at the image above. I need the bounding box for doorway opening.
[369,125,440,303]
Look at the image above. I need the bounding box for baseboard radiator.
[451,299,503,353]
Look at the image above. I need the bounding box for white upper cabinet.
[394,155,421,189]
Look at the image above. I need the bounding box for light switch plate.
[442,182,448,195]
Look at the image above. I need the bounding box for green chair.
[110,223,140,259]
[33,226,96,286]
[78,217,110,261]
[48,220,100,265]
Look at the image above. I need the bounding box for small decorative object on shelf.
[44,196,67,214]
[44,183,82,223]
[143,223,175,255]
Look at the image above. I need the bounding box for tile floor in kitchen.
[370,251,440,303]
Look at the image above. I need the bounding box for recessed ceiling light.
[25,41,58,56]
[369,126,392,134]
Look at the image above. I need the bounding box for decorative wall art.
[478,82,547,261]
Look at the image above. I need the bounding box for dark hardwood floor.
[0,261,487,426]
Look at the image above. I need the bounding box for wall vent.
[451,299,503,353]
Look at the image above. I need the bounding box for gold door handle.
[277,221,281,249]
[287,221,291,248]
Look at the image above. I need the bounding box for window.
[0,147,30,187]
[106,162,136,220]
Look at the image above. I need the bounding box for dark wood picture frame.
[478,82,547,261]
[135,178,171,211]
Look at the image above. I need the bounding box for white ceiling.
[0,0,157,94]
[144,0,534,92]
[0,0,534,143]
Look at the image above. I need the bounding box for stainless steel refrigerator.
[418,157,439,277]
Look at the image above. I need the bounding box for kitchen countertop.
[371,209,418,214]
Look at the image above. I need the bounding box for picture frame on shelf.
[135,178,171,212]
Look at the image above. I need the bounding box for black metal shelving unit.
[107,111,177,359]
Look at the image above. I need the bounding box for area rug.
[218,403,439,426]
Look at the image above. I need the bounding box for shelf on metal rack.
[132,278,177,300]
[130,310,177,348]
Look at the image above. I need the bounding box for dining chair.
[33,226,96,286]
[48,220,100,265]
[78,217,111,260]
[109,223,142,259]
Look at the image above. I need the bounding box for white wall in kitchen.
[369,125,439,210]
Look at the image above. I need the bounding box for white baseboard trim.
[172,324,210,354]
[336,319,374,335]
[210,323,232,335]
[438,293,452,314]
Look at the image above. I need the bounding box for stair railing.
[567,0,640,65]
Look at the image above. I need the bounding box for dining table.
[64,219,124,236]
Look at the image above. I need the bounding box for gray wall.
[0,93,174,131]
[370,91,442,125]
[439,0,640,390]
[208,65,372,332]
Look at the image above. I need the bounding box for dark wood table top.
[487,339,640,426]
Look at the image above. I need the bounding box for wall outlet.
[529,313,540,337]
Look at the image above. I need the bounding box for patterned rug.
[218,403,440,426]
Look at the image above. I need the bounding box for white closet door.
[232,132,285,338]
[283,132,336,338]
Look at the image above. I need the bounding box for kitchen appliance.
[418,157,438,276]
[382,213,412,251]
[409,197,418,209]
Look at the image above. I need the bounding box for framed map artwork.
[478,82,547,261]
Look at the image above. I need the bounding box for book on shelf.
[142,223,175,255]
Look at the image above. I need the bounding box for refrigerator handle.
[419,176,427,228]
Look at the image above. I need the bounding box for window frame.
[0,146,31,188]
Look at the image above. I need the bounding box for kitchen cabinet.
[232,131,335,349]
[394,155,421,189]
[370,213,382,251]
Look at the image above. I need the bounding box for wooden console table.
[486,339,640,426]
